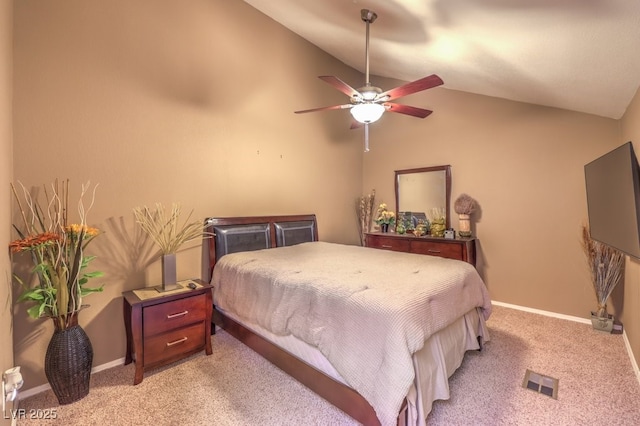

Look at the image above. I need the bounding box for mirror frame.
[394,165,452,229]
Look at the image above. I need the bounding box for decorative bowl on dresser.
[365,232,477,266]
[122,279,213,384]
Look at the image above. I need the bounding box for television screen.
[584,141,640,258]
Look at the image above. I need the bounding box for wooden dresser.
[123,279,213,385]
[365,232,477,266]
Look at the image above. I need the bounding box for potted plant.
[9,180,104,404]
[581,225,625,333]
[374,203,395,233]
[133,203,211,291]
[454,193,477,237]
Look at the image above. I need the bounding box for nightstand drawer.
[409,240,463,259]
[143,294,207,336]
[366,235,410,251]
[143,322,205,366]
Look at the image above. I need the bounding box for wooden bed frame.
[201,214,404,426]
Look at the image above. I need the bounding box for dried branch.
[581,224,625,317]
[133,203,211,254]
[355,190,375,246]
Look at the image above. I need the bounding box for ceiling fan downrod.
[361,9,377,87]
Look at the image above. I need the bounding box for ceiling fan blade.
[378,74,444,102]
[318,76,361,98]
[385,102,433,118]
[294,104,353,114]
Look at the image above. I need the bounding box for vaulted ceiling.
[244,0,640,119]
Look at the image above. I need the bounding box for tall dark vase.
[45,314,93,405]
[381,223,389,233]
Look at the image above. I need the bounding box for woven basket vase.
[44,314,93,405]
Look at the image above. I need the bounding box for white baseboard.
[491,300,592,324]
[17,357,126,401]
[622,332,640,384]
[492,300,640,385]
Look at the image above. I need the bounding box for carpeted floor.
[16,305,640,425]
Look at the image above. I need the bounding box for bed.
[201,214,492,426]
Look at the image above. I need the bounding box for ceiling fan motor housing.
[353,85,382,103]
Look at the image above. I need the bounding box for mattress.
[216,305,488,425]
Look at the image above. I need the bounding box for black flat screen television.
[584,141,640,258]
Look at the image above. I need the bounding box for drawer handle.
[428,249,442,253]
[381,245,393,248]
[167,310,189,319]
[166,337,188,347]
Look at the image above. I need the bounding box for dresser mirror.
[395,165,451,229]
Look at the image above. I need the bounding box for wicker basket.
[44,317,93,405]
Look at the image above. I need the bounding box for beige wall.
[10,0,638,392]
[1,0,13,423]
[620,87,640,368]
[12,0,363,389]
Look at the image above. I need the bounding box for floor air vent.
[522,369,559,399]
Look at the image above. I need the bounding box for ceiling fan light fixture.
[350,103,385,123]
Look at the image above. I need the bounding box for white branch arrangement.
[581,224,625,318]
[355,189,376,246]
[427,207,446,222]
[133,203,210,255]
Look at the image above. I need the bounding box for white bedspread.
[212,241,492,426]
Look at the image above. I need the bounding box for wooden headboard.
[201,214,318,283]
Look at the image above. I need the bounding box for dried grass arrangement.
[454,194,477,237]
[454,193,477,215]
[581,224,625,318]
[133,203,210,254]
[355,190,376,246]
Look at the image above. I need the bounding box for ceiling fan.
[295,9,444,151]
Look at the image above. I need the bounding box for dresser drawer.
[143,322,205,366]
[366,235,410,252]
[365,233,476,266]
[409,240,463,260]
[143,294,207,336]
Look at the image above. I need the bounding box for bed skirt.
[216,306,489,425]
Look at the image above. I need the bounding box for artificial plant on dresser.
[9,180,104,404]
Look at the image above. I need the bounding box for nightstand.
[122,279,213,385]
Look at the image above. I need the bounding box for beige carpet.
[16,305,640,425]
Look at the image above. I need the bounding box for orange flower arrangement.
[9,180,104,329]
[9,232,61,252]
